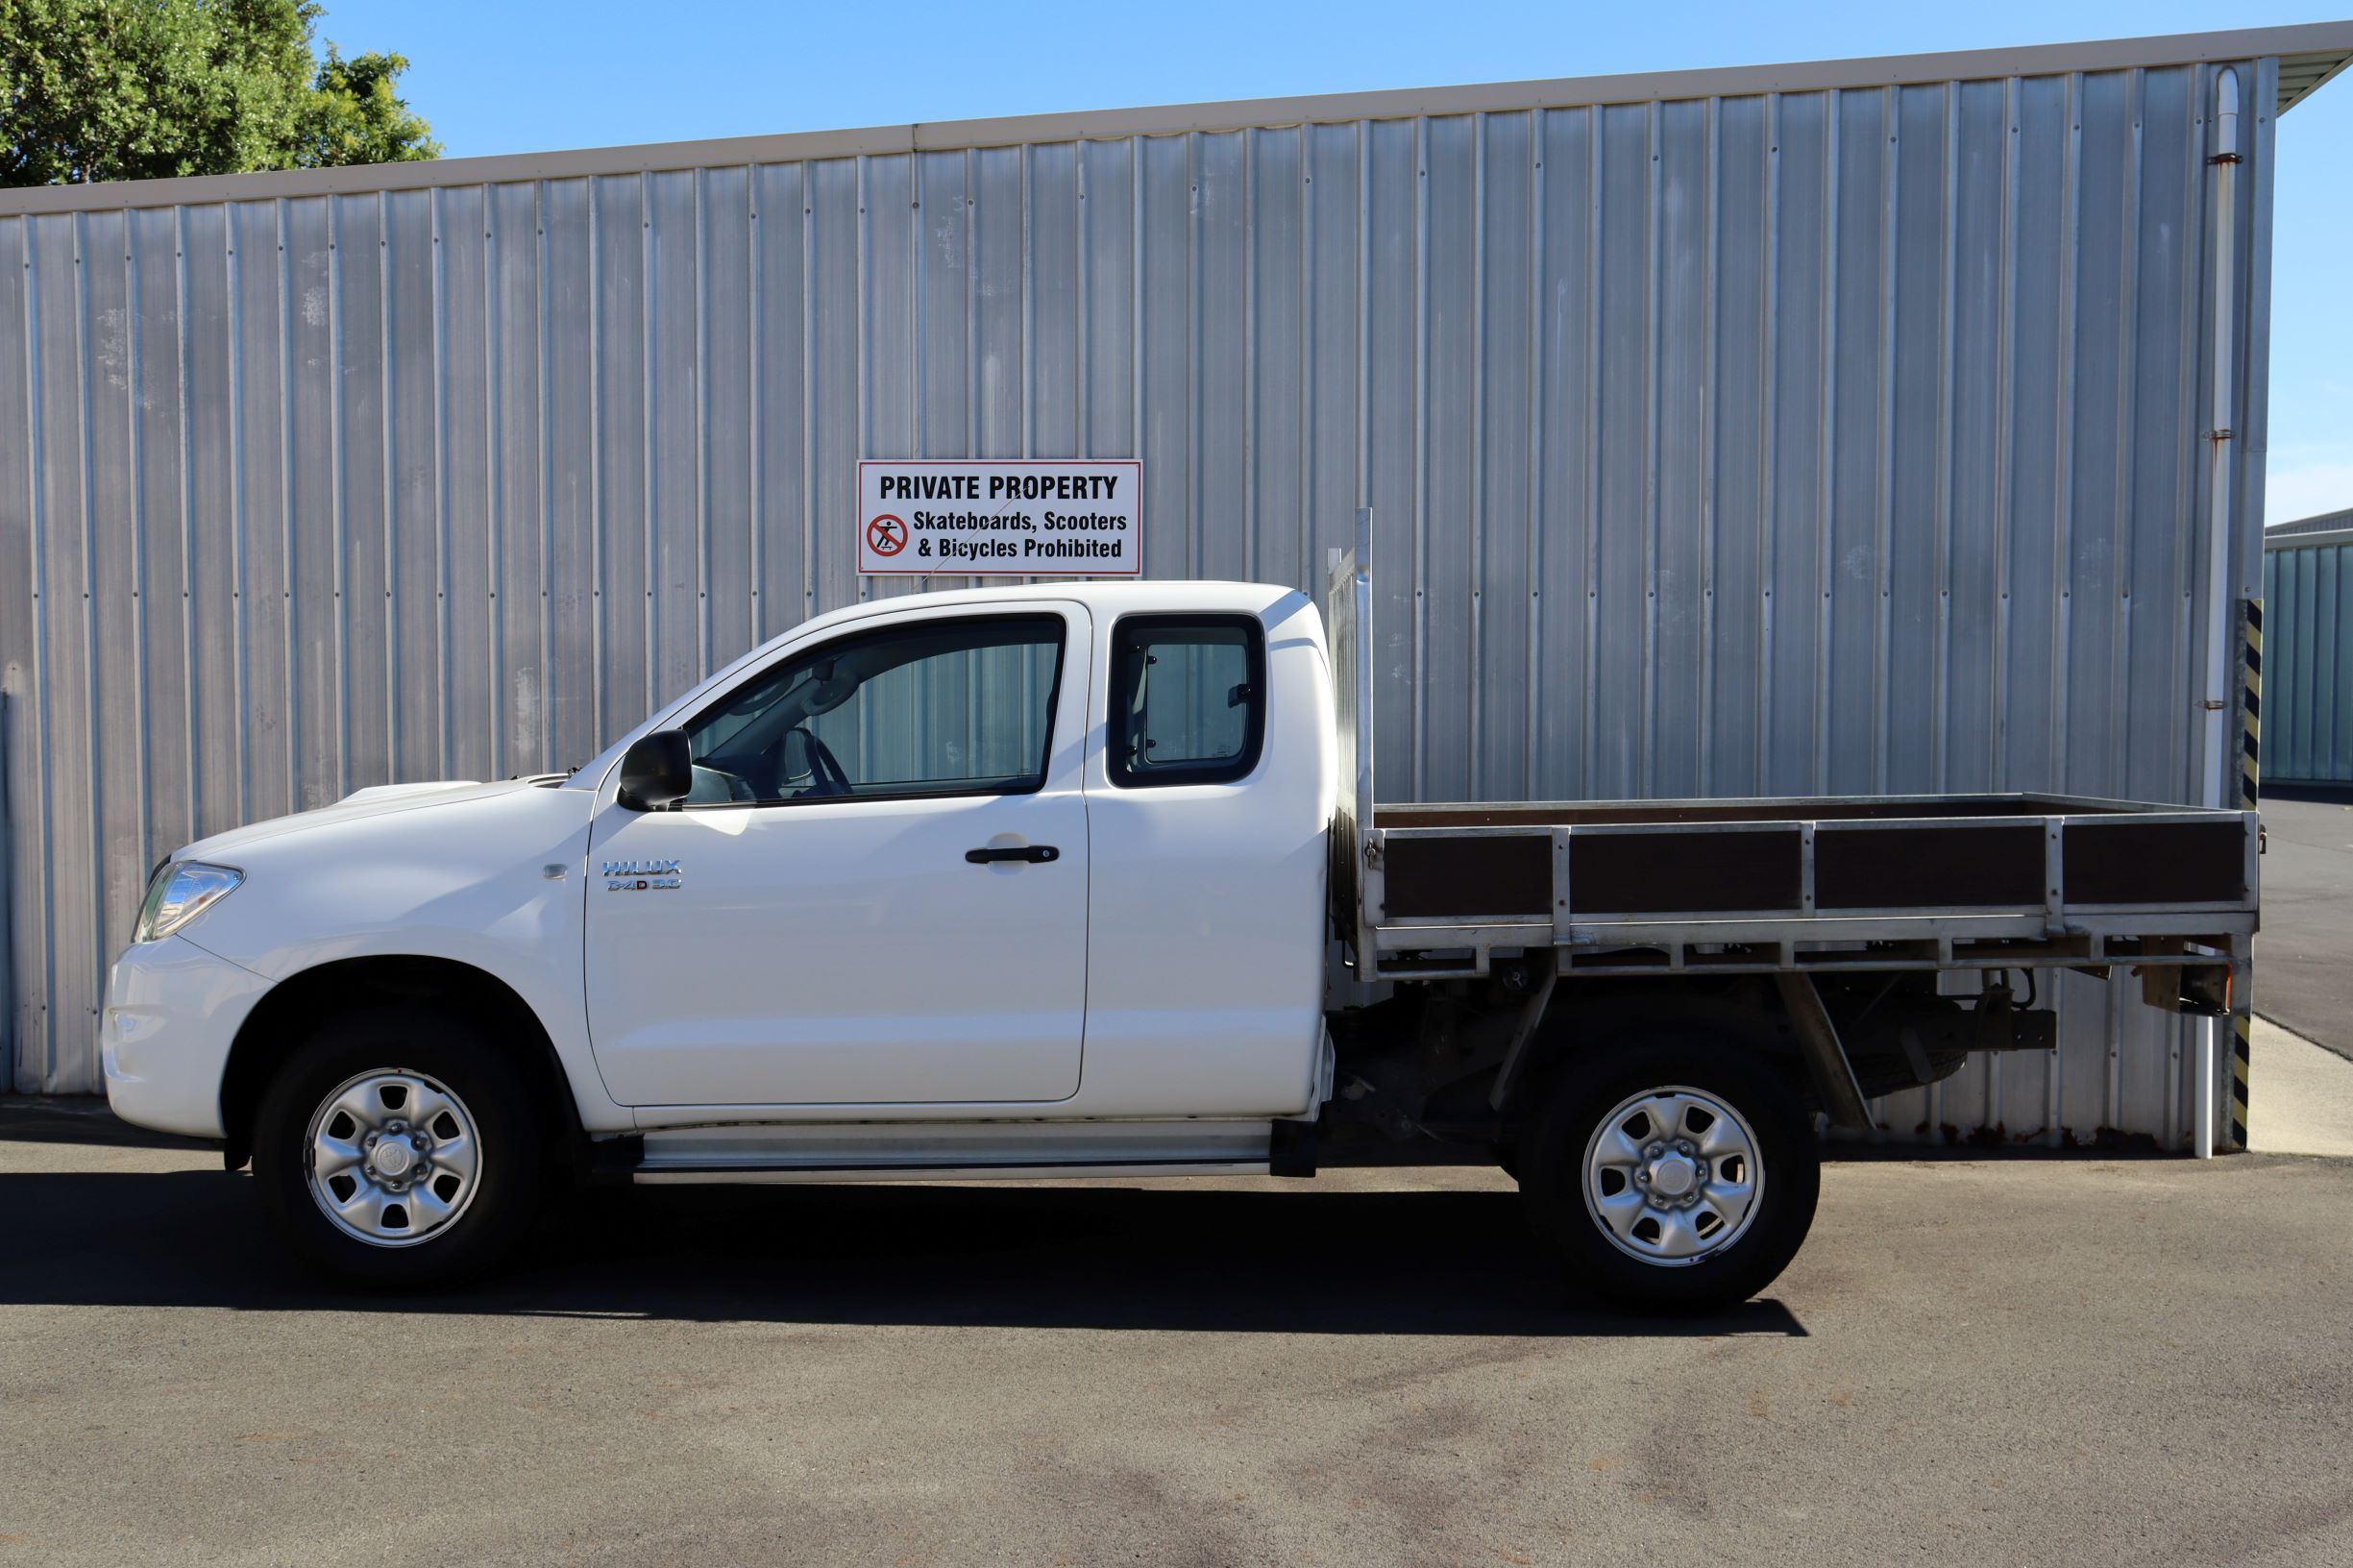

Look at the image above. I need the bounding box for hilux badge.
[602,858,683,892]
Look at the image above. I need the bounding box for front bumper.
[101,936,275,1140]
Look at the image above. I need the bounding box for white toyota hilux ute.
[105,531,2259,1311]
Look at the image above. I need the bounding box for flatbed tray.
[1358,795,2257,983]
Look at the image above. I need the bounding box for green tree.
[294,41,434,170]
[0,0,438,187]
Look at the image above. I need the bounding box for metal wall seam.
[1243,130,1258,583]
[1017,143,1032,469]
[853,156,870,605]
[1468,116,1484,793]
[1411,116,1429,800]
[692,169,709,670]
[429,187,451,781]
[122,211,154,940]
[1187,132,1199,579]
[1354,123,1369,578]
[1133,135,1147,571]
[534,182,555,759]
[1078,138,1092,469]
[1872,87,1897,798]
[485,185,505,774]
[1296,128,1313,611]
[801,161,817,620]
[636,174,655,697]
[1933,83,1956,797]
[1582,105,1604,801]
[72,208,103,1066]
[587,177,607,750]
[1639,102,1659,798]
[1994,78,2019,796]
[1697,99,1719,796]
[329,196,352,799]
[274,199,296,815]
[172,207,200,861]
[747,172,763,648]
[2111,72,2144,810]
[1815,93,1838,799]
[372,191,392,785]
[1524,112,1545,801]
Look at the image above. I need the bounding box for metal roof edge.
[2266,527,2353,552]
[2279,42,2353,110]
[2267,506,2353,537]
[3,19,2350,217]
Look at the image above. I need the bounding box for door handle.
[966,845,1060,865]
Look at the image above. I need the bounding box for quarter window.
[1107,614,1265,789]
[676,615,1064,806]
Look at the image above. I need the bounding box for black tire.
[1519,1034,1819,1313]
[253,1006,551,1287]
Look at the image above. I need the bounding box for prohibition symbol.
[867,514,909,557]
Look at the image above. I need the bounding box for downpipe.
[2194,70,2242,1161]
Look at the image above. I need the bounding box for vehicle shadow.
[0,1158,1806,1339]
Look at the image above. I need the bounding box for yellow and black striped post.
[2233,597,2262,1150]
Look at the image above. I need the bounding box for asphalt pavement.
[2254,790,2353,1060]
[4,1105,2350,1567]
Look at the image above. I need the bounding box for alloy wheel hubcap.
[304,1071,482,1248]
[1581,1086,1764,1267]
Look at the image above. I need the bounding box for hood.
[177,777,546,862]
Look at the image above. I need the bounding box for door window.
[1106,614,1266,789]
[675,615,1064,806]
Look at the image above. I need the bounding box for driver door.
[582,603,1091,1108]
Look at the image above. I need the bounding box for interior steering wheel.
[791,727,854,798]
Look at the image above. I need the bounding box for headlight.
[134,861,244,943]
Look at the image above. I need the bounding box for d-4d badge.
[602,859,683,892]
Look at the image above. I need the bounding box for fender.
[174,777,629,1134]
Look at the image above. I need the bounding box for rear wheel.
[1519,1036,1819,1313]
[253,1008,550,1287]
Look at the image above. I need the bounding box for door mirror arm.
[617,729,694,811]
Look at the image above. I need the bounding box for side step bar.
[601,1118,1316,1184]
[638,1162,1274,1186]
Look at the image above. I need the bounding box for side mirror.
[617,729,693,811]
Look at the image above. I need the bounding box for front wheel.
[1519,1037,1820,1313]
[252,1008,551,1287]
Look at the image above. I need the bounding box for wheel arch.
[1499,977,1808,1128]
[220,955,584,1172]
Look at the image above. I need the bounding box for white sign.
[858,459,1141,576]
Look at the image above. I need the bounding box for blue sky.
[323,0,2353,527]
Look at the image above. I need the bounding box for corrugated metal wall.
[2264,528,2353,783]
[0,53,2277,1149]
